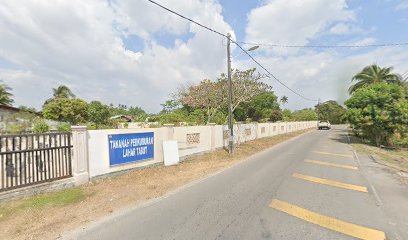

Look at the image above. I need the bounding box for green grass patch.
[0,187,86,220]
[22,188,86,209]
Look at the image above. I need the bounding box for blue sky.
[0,0,407,112]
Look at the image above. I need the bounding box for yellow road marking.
[313,151,353,159]
[270,199,385,240]
[292,173,368,192]
[304,159,358,170]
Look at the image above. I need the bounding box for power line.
[238,41,408,49]
[231,39,317,101]
[147,0,228,38]
[147,0,317,102]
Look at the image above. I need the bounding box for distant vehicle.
[317,120,331,130]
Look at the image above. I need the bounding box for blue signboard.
[108,132,154,166]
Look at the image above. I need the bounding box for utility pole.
[227,33,234,154]
[317,98,321,122]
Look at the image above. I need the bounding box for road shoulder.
[0,129,314,240]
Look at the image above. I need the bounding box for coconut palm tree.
[280,95,288,106]
[44,85,75,105]
[348,65,401,94]
[0,82,13,106]
[52,85,75,99]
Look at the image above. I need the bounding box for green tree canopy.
[291,109,318,121]
[244,91,280,121]
[315,100,347,124]
[108,104,146,120]
[349,65,401,94]
[345,82,408,146]
[0,82,13,106]
[43,98,89,125]
[88,101,110,128]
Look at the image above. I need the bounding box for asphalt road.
[68,126,408,240]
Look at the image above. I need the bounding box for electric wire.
[231,39,318,101]
[147,0,228,39]
[237,41,408,49]
[147,0,318,102]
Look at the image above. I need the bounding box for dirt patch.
[351,137,408,184]
[0,130,311,240]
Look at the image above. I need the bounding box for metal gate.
[0,132,72,192]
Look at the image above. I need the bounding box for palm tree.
[348,65,401,94]
[52,85,75,99]
[280,96,288,106]
[44,85,75,105]
[0,82,13,106]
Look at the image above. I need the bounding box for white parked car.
[317,120,331,130]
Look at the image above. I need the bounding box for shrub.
[57,123,71,132]
[32,118,49,133]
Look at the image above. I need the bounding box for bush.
[390,133,408,148]
[57,123,71,132]
[32,118,49,133]
[269,110,283,122]
[345,82,408,146]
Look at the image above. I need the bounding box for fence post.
[71,126,89,186]
[163,124,175,140]
[207,123,216,151]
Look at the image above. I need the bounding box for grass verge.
[349,134,408,184]
[0,188,86,219]
[0,129,311,240]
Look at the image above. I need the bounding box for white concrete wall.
[83,121,317,179]
[87,127,166,178]
[174,126,212,158]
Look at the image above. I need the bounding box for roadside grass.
[0,129,311,240]
[0,188,87,220]
[350,136,408,174]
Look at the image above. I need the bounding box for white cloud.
[395,0,408,11]
[329,23,351,34]
[347,37,376,46]
[235,47,408,109]
[0,0,233,112]
[1,0,407,115]
[245,0,355,46]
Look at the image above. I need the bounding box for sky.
[1,0,408,113]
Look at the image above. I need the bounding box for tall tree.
[349,65,401,94]
[245,91,280,121]
[88,101,110,128]
[280,96,288,106]
[0,82,13,106]
[181,79,225,123]
[43,98,89,124]
[218,68,271,113]
[52,85,76,99]
[315,100,347,124]
[44,85,76,105]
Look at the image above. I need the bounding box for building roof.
[109,115,132,122]
[0,105,39,115]
[0,105,21,112]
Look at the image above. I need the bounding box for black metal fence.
[0,132,72,192]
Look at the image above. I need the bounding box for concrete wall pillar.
[254,122,259,139]
[208,123,216,151]
[163,124,175,140]
[71,126,89,186]
[237,122,242,145]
